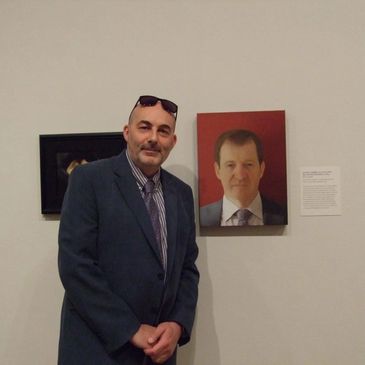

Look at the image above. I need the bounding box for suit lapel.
[112,152,163,267]
[161,171,178,279]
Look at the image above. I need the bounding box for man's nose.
[234,165,248,180]
[148,128,158,142]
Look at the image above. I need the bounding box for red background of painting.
[197,110,287,208]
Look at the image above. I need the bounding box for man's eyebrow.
[158,123,173,130]
[138,120,171,127]
[136,120,174,132]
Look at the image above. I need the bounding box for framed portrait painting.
[197,110,288,227]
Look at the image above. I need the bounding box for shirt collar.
[221,193,263,223]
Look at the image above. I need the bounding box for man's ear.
[122,125,129,142]
[260,161,266,178]
[214,162,221,180]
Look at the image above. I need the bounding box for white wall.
[1,1,364,364]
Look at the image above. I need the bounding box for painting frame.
[39,132,126,214]
[197,110,288,228]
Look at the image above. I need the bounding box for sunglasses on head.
[134,95,178,118]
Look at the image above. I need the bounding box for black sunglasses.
[134,95,178,118]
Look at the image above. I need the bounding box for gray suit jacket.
[58,151,199,365]
[200,196,287,226]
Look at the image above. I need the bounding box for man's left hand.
[143,321,182,364]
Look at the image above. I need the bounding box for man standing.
[58,95,199,365]
[200,129,287,226]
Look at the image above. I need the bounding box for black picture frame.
[39,132,126,214]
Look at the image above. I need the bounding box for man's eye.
[159,129,171,136]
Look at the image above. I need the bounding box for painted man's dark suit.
[200,196,287,226]
[58,151,199,365]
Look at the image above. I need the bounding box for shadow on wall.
[166,164,221,365]
[178,236,220,365]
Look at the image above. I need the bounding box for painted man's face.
[214,140,265,207]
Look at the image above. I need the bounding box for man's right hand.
[130,324,157,350]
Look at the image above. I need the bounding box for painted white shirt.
[220,193,264,226]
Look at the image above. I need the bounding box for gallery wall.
[1,1,364,364]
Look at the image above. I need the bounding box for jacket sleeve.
[166,185,199,346]
[58,165,140,353]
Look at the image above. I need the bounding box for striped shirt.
[125,150,168,271]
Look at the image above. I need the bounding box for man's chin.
[231,187,250,195]
[228,190,256,205]
[139,154,162,167]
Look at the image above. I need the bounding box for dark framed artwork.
[39,132,126,214]
[197,110,288,227]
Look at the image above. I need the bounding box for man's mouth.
[141,146,161,154]
[232,183,248,187]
